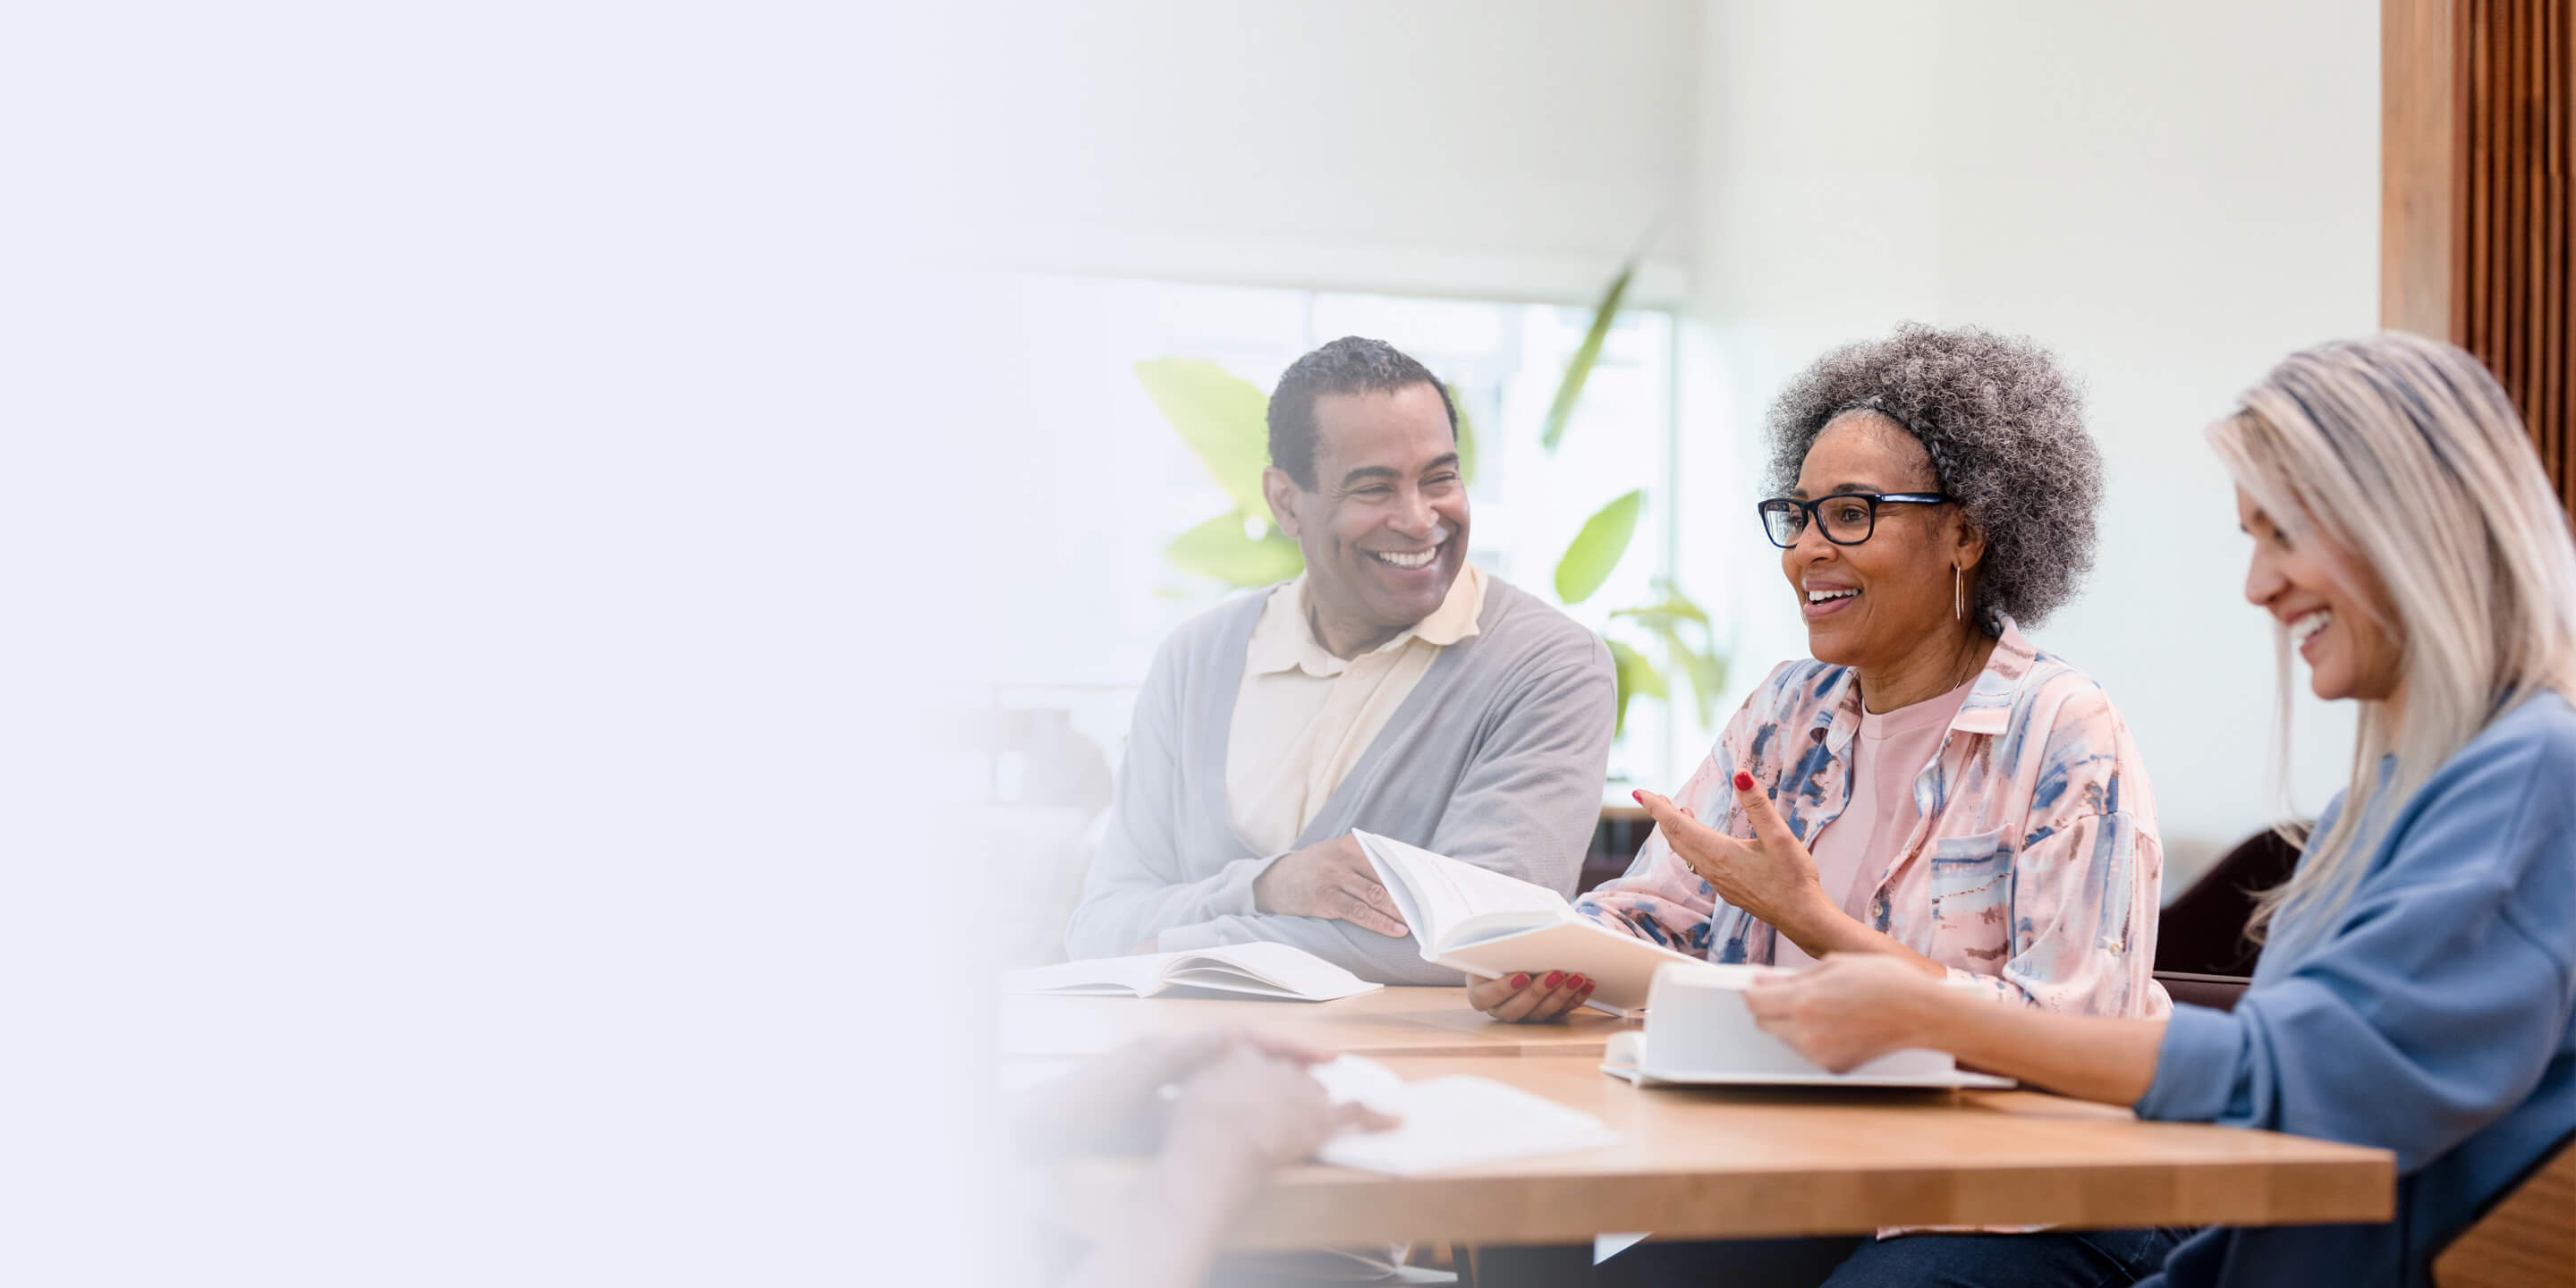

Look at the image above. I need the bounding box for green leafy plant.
[1133,267,1723,742]
[1555,491,1726,738]
[1540,263,1631,453]
[1132,357,1301,584]
[1537,267,1726,740]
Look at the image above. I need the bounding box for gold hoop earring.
[1953,565,1964,621]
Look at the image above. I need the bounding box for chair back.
[2433,1133,2576,1287]
[2156,830,2299,977]
[2151,970,2250,1013]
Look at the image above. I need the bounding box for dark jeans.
[1589,1227,2188,1287]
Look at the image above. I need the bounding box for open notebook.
[1353,830,1701,1017]
[1005,941,1382,1002]
[1309,1055,1617,1175]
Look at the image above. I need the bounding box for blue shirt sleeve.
[2135,710,2576,1174]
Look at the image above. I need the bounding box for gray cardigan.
[1062,576,1618,983]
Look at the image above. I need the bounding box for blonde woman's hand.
[1743,953,1953,1072]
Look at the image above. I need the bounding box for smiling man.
[1063,336,1616,981]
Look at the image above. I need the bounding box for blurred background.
[953,0,2378,959]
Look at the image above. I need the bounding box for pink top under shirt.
[1772,673,1978,970]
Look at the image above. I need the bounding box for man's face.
[1264,384,1470,648]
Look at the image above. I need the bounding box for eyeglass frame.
[1755,492,1953,548]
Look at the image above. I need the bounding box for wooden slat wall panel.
[2405,0,2576,514]
[2546,0,2565,479]
[2384,0,2464,339]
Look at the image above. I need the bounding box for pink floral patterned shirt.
[1579,617,2173,1018]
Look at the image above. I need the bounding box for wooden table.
[1001,985,1637,1060]
[1038,1054,2396,1250]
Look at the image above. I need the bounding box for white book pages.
[1164,941,1380,1000]
[1433,920,1702,1016]
[1352,830,1568,950]
[1315,1073,1617,1176]
[1004,942,1380,1001]
[1005,953,1168,996]
[1352,830,1699,1015]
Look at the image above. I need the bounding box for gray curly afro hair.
[1767,323,2100,631]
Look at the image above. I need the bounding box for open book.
[1353,830,1703,1017]
[1005,941,1382,1002]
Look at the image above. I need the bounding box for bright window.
[1002,274,1706,795]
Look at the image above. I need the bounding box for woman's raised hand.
[1633,771,1832,938]
[1466,969,1594,1023]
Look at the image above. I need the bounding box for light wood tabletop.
[1001,985,1635,1060]
[1038,1055,2395,1250]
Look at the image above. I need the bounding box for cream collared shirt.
[1225,564,1487,854]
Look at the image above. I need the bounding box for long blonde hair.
[2208,334,2576,951]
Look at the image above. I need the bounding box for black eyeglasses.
[1757,493,1951,548]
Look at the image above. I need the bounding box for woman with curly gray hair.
[1472,325,2180,1284]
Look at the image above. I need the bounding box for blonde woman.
[1744,334,2576,1288]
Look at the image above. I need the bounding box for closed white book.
[1352,829,1702,1017]
[1600,962,2015,1089]
[1005,941,1382,1002]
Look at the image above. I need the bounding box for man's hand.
[1251,835,1410,938]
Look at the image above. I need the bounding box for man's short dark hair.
[1266,336,1456,490]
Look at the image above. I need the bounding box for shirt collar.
[1950,614,2038,735]
[1244,564,1487,679]
[1815,613,2038,751]
[1410,561,1487,648]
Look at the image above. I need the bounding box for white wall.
[976,0,2385,888]
[1685,1,2378,888]
[986,0,1699,304]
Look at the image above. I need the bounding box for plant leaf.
[1447,379,1478,486]
[1554,488,1644,606]
[1539,263,1634,453]
[1165,513,1303,587]
[1606,636,1665,740]
[1607,587,1712,630]
[1641,620,1728,727]
[1134,358,1273,520]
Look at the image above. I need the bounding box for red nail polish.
[1631,789,1644,803]
[1568,975,1587,990]
[1733,771,1757,792]
[1509,973,1530,988]
[1543,970,1564,987]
